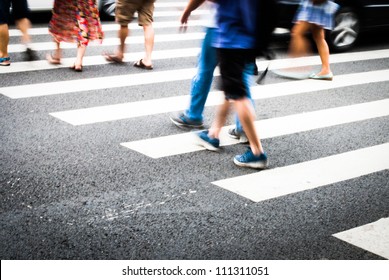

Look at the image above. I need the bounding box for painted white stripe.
[2,47,388,75]
[212,143,389,203]
[333,217,389,259]
[7,32,205,53]
[46,69,389,125]
[0,48,200,74]
[2,46,388,97]
[120,99,389,158]
[8,20,209,36]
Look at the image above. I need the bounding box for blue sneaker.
[195,130,220,151]
[170,113,204,129]
[234,147,268,169]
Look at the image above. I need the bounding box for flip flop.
[133,59,153,70]
[0,56,11,66]
[103,52,123,64]
[46,53,61,65]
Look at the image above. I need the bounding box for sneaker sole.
[233,158,268,169]
[170,116,204,129]
[194,134,220,152]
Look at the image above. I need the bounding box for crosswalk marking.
[2,47,388,97]
[333,217,389,259]
[0,47,201,74]
[1,47,388,75]
[46,69,389,125]
[9,20,209,36]
[7,32,205,53]
[120,99,389,158]
[212,143,389,203]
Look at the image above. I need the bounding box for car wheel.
[327,7,360,52]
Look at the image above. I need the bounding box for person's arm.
[180,0,207,25]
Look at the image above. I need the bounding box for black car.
[98,0,389,51]
[277,0,389,52]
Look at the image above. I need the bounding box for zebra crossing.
[1,1,388,260]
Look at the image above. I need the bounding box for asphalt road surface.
[1,1,389,262]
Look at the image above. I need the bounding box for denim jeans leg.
[235,62,255,133]
[185,27,218,121]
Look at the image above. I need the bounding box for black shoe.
[24,48,38,61]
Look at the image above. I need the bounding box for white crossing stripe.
[212,143,389,203]
[7,32,205,53]
[0,48,201,74]
[8,20,209,36]
[46,69,389,125]
[333,217,389,259]
[1,48,389,97]
[120,99,389,158]
[1,47,388,75]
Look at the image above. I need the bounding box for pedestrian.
[170,0,254,144]
[46,0,104,72]
[0,0,37,66]
[278,0,339,80]
[195,0,268,169]
[103,0,155,70]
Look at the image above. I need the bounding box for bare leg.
[117,24,129,60]
[208,99,231,139]
[289,21,312,58]
[141,24,154,66]
[0,23,9,59]
[15,18,32,46]
[311,25,331,75]
[75,43,86,68]
[234,98,264,155]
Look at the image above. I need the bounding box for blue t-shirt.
[212,0,257,49]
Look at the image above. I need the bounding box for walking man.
[104,0,155,70]
[195,0,268,169]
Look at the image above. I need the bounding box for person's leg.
[0,0,11,62]
[141,23,154,66]
[104,0,133,62]
[234,97,263,155]
[234,61,254,135]
[117,24,129,60]
[311,24,331,75]
[186,27,218,121]
[289,20,312,58]
[71,43,86,71]
[15,17,32,46]
[0,24,9,59]
[208,99,230,139]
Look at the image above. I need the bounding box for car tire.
[327,7,360,52]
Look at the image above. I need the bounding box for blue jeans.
[185,27,254,133]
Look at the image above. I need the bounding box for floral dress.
[294,0,340,30]
[49,0,104,46]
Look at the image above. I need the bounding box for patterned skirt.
[49,0,104,46]
[294,0,340,30]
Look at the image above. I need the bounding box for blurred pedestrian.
[288,0,339,80]
[170,0,254,144]
[0,0,37,66]
[195,0,268,169]
[47,0,104,72]
[103,0,155,70]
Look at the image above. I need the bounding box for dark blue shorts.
[0,0,30,24]
[217,48,255,100]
